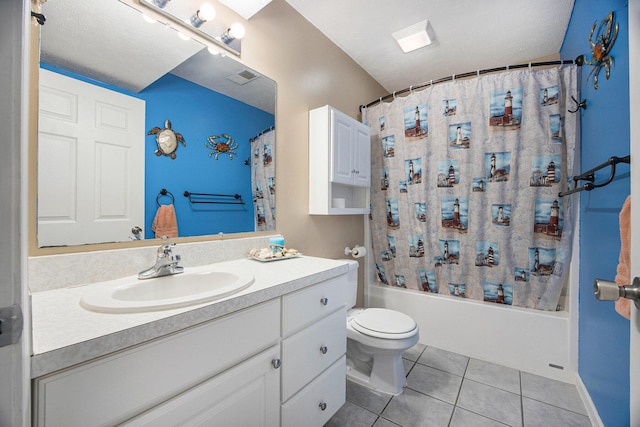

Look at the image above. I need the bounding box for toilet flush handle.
[320,345,328,354]
[320,297,329,306]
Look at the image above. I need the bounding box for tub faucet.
[138,242,184,280]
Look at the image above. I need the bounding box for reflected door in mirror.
[38,69,145,246]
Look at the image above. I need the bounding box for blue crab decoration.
[205,133,238,160]
[584,11,618,90]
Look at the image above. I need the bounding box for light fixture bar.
[134,0,241,56]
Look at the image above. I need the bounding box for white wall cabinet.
[33,275,349,427]
[309,105,370,215]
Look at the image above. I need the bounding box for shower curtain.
[251,127,276,231]
[363,66,579,311]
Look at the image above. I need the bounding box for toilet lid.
[351,308,417,339]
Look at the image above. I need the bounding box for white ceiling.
[285,0,576,93]
[39,0,575,111]
[39,0,276,114]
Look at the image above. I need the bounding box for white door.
[38,68,145,246]
[0,1,28,425]
[629,2,640,425]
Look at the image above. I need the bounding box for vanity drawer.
[282,274,347,336]
[281,356,346,427]
[33,299,280,427]
[281,307,346,401]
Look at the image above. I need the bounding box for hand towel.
[151,204,179,239]
[614,195,631,320]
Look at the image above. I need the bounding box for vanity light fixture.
[151,0,170,8]
[135,0,243,56]
[189,2,216,28]
[392,20,433,53]
[221,23,246,44]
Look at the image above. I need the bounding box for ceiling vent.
[226,69,259,85]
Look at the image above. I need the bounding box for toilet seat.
[350,308,417,340]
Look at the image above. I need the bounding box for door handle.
[594,277,640,308]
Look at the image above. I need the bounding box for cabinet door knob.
[271,358,281,369]
[320,345,328,354]
[320,297,329,306]
[319,402,327,411]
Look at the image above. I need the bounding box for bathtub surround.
[364,66,579,311]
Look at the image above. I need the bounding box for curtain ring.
[452,74,455,82]
[430,80,433,88]
[477,70,480,77]
[529,62,533,71]
[393,91,396,99]
[409,85,413,94]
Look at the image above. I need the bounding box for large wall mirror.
[37,0,276,248]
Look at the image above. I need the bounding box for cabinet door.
[352,123,371,187]
[124,346,281,427]
[330,109,355,185]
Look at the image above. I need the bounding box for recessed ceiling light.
[218,0,272,19]
[392,20,432,53]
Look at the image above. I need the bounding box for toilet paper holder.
[594,277,640,308]
[345,245,366,258]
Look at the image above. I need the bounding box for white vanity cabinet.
[32,270,351,427]
[32,300,282,427]
[309,105,371,215]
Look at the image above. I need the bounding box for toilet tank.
[345,260,358,308]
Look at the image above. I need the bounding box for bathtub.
[363,250,579,383]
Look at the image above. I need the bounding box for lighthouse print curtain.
[250,127,275,231]
[363,66,579,311]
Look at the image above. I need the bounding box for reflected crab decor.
[205,133,238,160]
[584,11,618,90]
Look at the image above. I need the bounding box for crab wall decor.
[147,119,186,159]
[205,133,238,160]
[584,11,618,90]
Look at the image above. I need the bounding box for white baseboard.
[576,374,604,427]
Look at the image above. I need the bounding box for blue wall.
[561,2,630,425]
[41,64,274,239]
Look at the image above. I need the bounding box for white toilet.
[345,261,419,395]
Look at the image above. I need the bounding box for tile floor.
[325,344,591,427]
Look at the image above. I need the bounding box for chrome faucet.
[138,243,184,280]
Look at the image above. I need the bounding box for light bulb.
[190,3,215,28]
[141,14,156,24]
[198,3,216,21]
[229,23,245,39]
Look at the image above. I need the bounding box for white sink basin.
[80,266,255,313]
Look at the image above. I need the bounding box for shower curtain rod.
[250,125,275,142]
[360,58,581,112]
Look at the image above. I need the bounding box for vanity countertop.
[31,256,352,378]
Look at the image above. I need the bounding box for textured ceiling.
[285,0,576,93]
